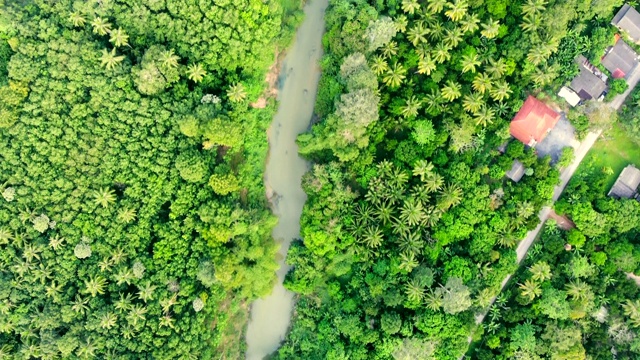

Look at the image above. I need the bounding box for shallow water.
[244,0,328,358]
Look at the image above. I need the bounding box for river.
[244,0,328,358]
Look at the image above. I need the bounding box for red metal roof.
[510,96,560,146]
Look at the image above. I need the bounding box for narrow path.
[244,0,328,359]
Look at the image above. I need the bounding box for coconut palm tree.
[424,289,443,310]
[92,187,117,207]
[474,105,495,127]
[160,49,180,69]
[99,312,118,330]
[566,280,590,301]
[370,55,389,76]
[462,92,484,113]
[186,64,206,83]
[522,0,547,16]
[400,96,422,118]
[137,282,157,303]
[109,28,129,47]
[412,160,435,181]
[405,278,425,302]
[445,0,468,21]
[69,12,86,27]
[437,183,463,210]
[426,0,447,14]
[83,275,107,297]
[622,299,640,327]
[480,18,500,39]
[398,231,425,255]
[100,48,125,70]
[497,232,518,248]
[490,81,512,102]
[402,0,420,14]
[381,41,399,58]
[91,17,112,35]
[520,13,541,34]
[417,55,437,75]
[460,13,480,33]
[71,294,90,314]
[399,251,420,272]
[427,21,445,41]
[424,173,444,192]
[227,83,247,102]
[516,201,535,220]
[433,43,452,63]
[408,23,428,46]
[529,261,552,282]
[531,65,557,86]
[395,15,409,33]
[527,46,549,65]
[127,304,147,326]
[472,72,492,94]
[423,89,444,113]
[461,53,481,73]
[441,80,461,102]
[383,63,407,88]
[374,201,394,225]
[443,28,464,48]
[518,279,541,301]
[486,58,507,78]
[400,198,425,226]
[361,226,384,249]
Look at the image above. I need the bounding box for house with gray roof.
[505,160,525,182]
[612,4,640,43]
[601,39,639,79]
[608,165,640,198]
[570,67,608,100]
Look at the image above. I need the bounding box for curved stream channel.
[244,0,328,358]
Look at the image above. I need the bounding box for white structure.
[558,86,581,107]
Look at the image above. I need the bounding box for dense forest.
[276,0,640,359]
[0,0,302,358]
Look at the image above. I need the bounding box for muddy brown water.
[244,0,328,358]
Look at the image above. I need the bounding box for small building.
[510,96,561,147]
[608,165,640,198]
[601,39,639,79]
[612,4,640,43]
[505,160,525,182]
[570,68,608,100]
[558,86,581,107]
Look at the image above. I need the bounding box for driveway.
[535,116,579,162]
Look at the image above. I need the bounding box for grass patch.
[573,122,640,190]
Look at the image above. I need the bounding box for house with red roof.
[510,96,561,147]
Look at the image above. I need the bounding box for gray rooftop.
[506,160,525,182]
[612,4,640,43]
[602,40,639,79]
[608,165,640,198]
[570,68,607,100]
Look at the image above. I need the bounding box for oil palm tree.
[518,279,542,301]
[91,17,112,35]
[424,289,443,310]
[100,48,125,70]
[411,184,431,203]
[400,198,425,226]
[472,72,492,94]
[516,201,535,220]
[427,21,445,41]
[461,53,481,73]
[99,312,118,330]
[424,173,444,192]
[423,89,444,113]
[381,41,399,58]
[399,251,420,272]
[398,232,425,255]
[127,304,148,326]
[522,0,547,16]
[445,0,468,21]
[426,0,447,13]
[109,28,129,47]
[92,187,117,208]
[412,160,435,181]
[417,55,437,75]
[401,0,420,14]
[443,28,464,48]
[227,83,247,102]
[490,81,512,102]
[374,201,394,225]
[408,23,428,46]
[114,292,134,312]
[529,261,552,282]
[395,15,408,33]
[83,275,107,297]
[160,49,180,69]
[566,280,590,301]
[400,96,422,118]
[486,58,507,78]
[520,13,541,34]
[370,55,389,76]
[433,43,451,63]
[480,18,500,39]
[437,183,463,210]
[383,63,407,88]
[462,92,484,113]
[405,278,425,302]
[117,208,137,223]
[137,282,157,303]
[441,80,461,101]
[361,226,384,249]
[474,105,495,127]
[48,235,65,251]
[186,63,206,83]
[114,267,134,286]
[69,12,86,27]
[460,13,480,33]
[71,295,90,314]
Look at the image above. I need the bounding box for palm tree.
[426,0,447,13]
[92,187,117,207]
[109,28,129,47]
[48,235,65,251]
[91,17,112,35]
[433,43,451,63]
[395,15,409,33]
[417,55,437,75]
[76,338,98,358]
[441,80,461,102]
[381,41,399,58]
[520,13,541,33]
[443,28,464,48]
[401,0,420,14]
[405,278,425,302]
[227,83,247,102]
[529,261,551,282]
[84,275,107,297]
[137,282,157,303]
[127,304,148,326]
[411,184,431,203]
[518,279,541,301]
[407,23,428,46]
[400,198,425,226]
[160,49,180,69]
[361,226,384,249]
[481,18,500,39]
[117,208,136,223]
[516,201,535,220]
[445,0,468,21]
[374,201,394,225]
[531,65,557,86]
[522,0,547,16]
[622,300,640,327]
[400,96,422,118]
[69,12,86,27]
[98,257,113,272]
[370,55,389,76]
[460,13,480,34]
[399,251,419,272]
[110,246,126,264]
[398,232,425,255]
[159,314,176,329]
[424,289,443,310]
[423,89,444,113]
[114,268,134,286]
[71,294,90,315]
[424,173,444,192]
[186,64,206,83]
[490,81,512,102]
[383,63,406,88]
[472,72,492,94]
[114,292,134,312]
[462,92,484,113]
[100,48,125,70]
[427,21,445,41]
[474,105,495,127]
[437,183,462,210]
[45,281,63,302]
[413,160,435,181]
[527,46,548,65]
[461,53,481,73]
[565,280,590,301]
[486,58,507,78]
[99,312,118,329]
